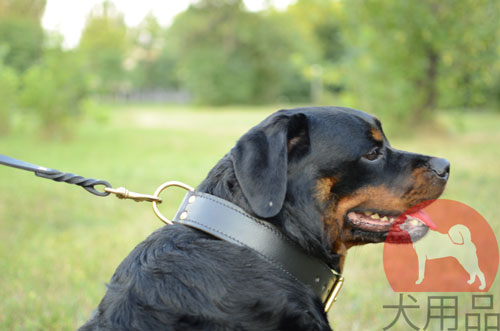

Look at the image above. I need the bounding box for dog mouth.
[346,208,437,234]
[347,211,399,232]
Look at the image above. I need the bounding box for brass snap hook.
[152,181,194,225]
[104,187,162,203]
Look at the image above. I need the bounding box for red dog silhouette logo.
[384,199,498,292]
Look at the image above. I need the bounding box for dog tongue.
[407,209,437,230]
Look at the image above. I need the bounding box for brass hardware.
[188,196,196,204]
[180,211,188,220]
[152,181,195,225]
[105,181,194,225]
[105,187,162,203]
[324,275,344,313]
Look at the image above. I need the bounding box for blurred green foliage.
[129,13,179,91]
[0,47,20,134]
[78,1,128,94]
[0,0,46,72]
[166,0,312,104]
[19,48,90,137]
[287,0,345,100]
[0,0,499,137]
[342,0,500,124]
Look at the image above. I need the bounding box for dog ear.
[231,112,309,218]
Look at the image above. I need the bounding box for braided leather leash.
[0,154,164,203]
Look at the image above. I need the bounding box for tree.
[0,46,19,134]
[129,13,179,90]
[19,47,91,137]
[341,0,500,124]
[286,0,345,103]
[78,1,128,94]
[0,0,46,72]
[166,0,311,104]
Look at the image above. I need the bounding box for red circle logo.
[384,199,499,292]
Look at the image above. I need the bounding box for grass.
[0,104,499,330]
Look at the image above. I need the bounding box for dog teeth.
[410,219,420,226]
[362,211,393,222]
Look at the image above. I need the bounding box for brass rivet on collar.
[188,196,196,204]
[180,211,188,220]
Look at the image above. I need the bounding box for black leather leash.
[173,191,344,312]
[0,154,112,196]
[1,154,344,311]
[0,154,161,202]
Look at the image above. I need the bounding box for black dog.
[80,107,449,330]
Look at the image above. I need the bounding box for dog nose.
[429,157,450,180]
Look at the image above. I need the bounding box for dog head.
[219,107,448,265]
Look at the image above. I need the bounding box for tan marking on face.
[370,128,383,142]
[315,177,336,203]
[331,240,348,271]
[403,167,446,204]
[320,208,347,272]
[315,177,348,266]
[288,136,301,152]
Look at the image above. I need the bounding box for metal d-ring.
[152,181,194,225]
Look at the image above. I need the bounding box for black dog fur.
[80,107,449,331]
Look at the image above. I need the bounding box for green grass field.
[1,104,499,330]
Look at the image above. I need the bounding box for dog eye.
[363,148,382,161]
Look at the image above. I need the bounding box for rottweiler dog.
[80,106,449,331]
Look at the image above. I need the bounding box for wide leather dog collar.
[173,191,344,312]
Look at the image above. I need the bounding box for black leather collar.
[173,191,344,312]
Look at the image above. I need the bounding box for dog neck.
[172,190,343,311]
[197,155,342,273]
